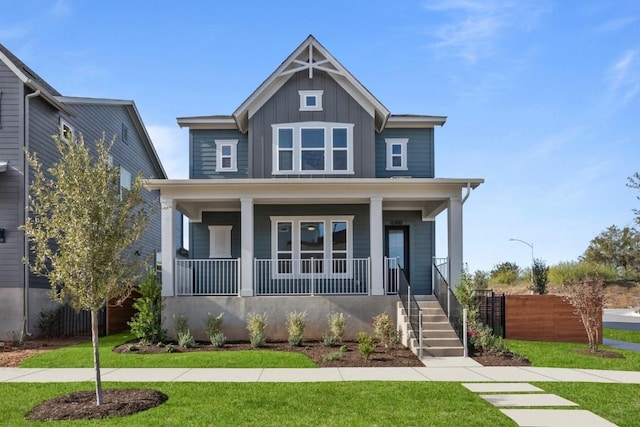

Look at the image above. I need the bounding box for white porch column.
[160,196,176,297]
[240,197,254,296]
[370,197,384,295]
[447,196,463,288]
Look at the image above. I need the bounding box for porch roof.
[145,177,483,222]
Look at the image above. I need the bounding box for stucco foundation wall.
[164,296,398,341]
[0,288,23,338]
[28,288,59,336]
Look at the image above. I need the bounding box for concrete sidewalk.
[2,365,640,383]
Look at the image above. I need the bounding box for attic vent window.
[59,118,74,143]
[122,123,129,143]
[299,90,323,112]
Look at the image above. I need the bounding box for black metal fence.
[474,289,505,338]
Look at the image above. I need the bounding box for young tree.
[531,258,549,294]
[22,134,149,405]
[563,276,604,353]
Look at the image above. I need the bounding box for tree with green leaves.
[490,261,520,285]
[581,225,640,277]
[531,258,549,294]
[22,133,150,406]
[628,172,640,226]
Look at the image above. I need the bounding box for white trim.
[119,166,132,198]
[208,225,233,258]
[270,215,354,278]
[272,122,354,175]
[215,139,238,172]
[385,138,409,171]
[59,117,74,143]
[299,90,323,111]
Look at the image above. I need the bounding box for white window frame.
[385,138,409,171]
[270,215,353,278]
[208,225,233,258]
[215,139,238,172]
[298,90,323,111]
[119,166,132,199]
[60,118,74,143]
[272,122,354,175]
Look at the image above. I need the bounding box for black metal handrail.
[397,266,422,350]
[433,263,464,342]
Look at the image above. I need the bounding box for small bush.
[322,333,337,347]
[286,311,307,346]
[173,314,190,337]
[165,344,175,353]
[128,268,167,344]
[205,313,225,347]
[467,319,507,354]
[329,312,347,342]
[357,332,375,360]
[37,307,62,338]
[177,331,195,348]
[246,312,268,348]
[7,330,22,346]
[323,345,348,362]
[372,312,399,350]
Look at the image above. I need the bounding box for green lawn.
[603,327,640,344]
[20,332,317,368]
[0,382,512,426]
[505,339,640,370]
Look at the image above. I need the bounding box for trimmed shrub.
[357,332,375,360]
[372,312,400,350]
[286,311,307,346]
[173,314,194,348]
[246,312,268,348]
[205,313,226,347]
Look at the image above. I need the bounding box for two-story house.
[146,35,482,342]
[0,43,167,338]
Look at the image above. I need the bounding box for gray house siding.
[383,211,434,294]
[190,129,248,179]
[375,128,434,178]
[0,60,24,290]
[190,212,242,259]
[249,70,376,178]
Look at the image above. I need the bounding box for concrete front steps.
[397,297,465,357]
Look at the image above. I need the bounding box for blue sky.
[2,0,639,273]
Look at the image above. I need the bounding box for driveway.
[603,308,640,331]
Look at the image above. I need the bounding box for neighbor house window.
[299,90,323,111]
[119,166,131,199]
[122,123,129,143]
[385,138,409,171]
[60,118,74,143]
[215,139,238,172]
[272,122,354,174]
[271,216,353,275]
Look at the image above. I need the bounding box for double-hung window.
[385,138,409,171]
[271,216,353,276]
[215,139,238,172]
[272,122,354,174]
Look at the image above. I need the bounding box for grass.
[603,327,640,344]
[538,382,640,427]
[506,339,640,370]
[0,382,512,426]
[21,332,317,369]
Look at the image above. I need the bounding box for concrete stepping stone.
[480,393,578,407]
[463,382,542,393]
[501,409,618,427]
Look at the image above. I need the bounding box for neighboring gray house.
[0,43,167,338]
[146,35,483,342]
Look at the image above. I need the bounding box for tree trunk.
[91,309,103,406]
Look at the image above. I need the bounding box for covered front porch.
[145,178,482,297]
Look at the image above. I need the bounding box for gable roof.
[56,96,167,179]
[232,35,390,133]
[0,43,73,115]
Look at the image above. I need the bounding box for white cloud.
[424,0,549,63]
[597,17,637,34]
[146,125,189,179]
[606,49,640,108]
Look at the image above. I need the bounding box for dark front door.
[385,225,410,282]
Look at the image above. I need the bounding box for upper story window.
[299,90,323,111]
[385,138,409,171]
[60,118,74,143]
[272,122,354,175]
[122,123,129,144]
[215,139,238,172]
[119,166,132,199]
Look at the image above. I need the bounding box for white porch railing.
[175,258,240,296]
[384,257,400,294]
[254,258,370,295]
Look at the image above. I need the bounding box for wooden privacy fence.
[504,295,602,344]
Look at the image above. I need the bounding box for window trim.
[385,138,409,171]
[60,118,74,143]
[270,215,354,278]
[298,90,323,111]
[215,139,238,172]
[119,166,132,199]
[272,122,354,175]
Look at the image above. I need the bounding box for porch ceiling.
[146,178,483,222]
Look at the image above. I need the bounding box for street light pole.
[509,238,534,292]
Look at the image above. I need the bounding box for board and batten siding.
[190,212,242,259]
[375,128,434,178]
[249,69,376,178]
[0,60,24,289]
[190,129,248,179]
[383,211,435,295]
[253,204,370,259]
